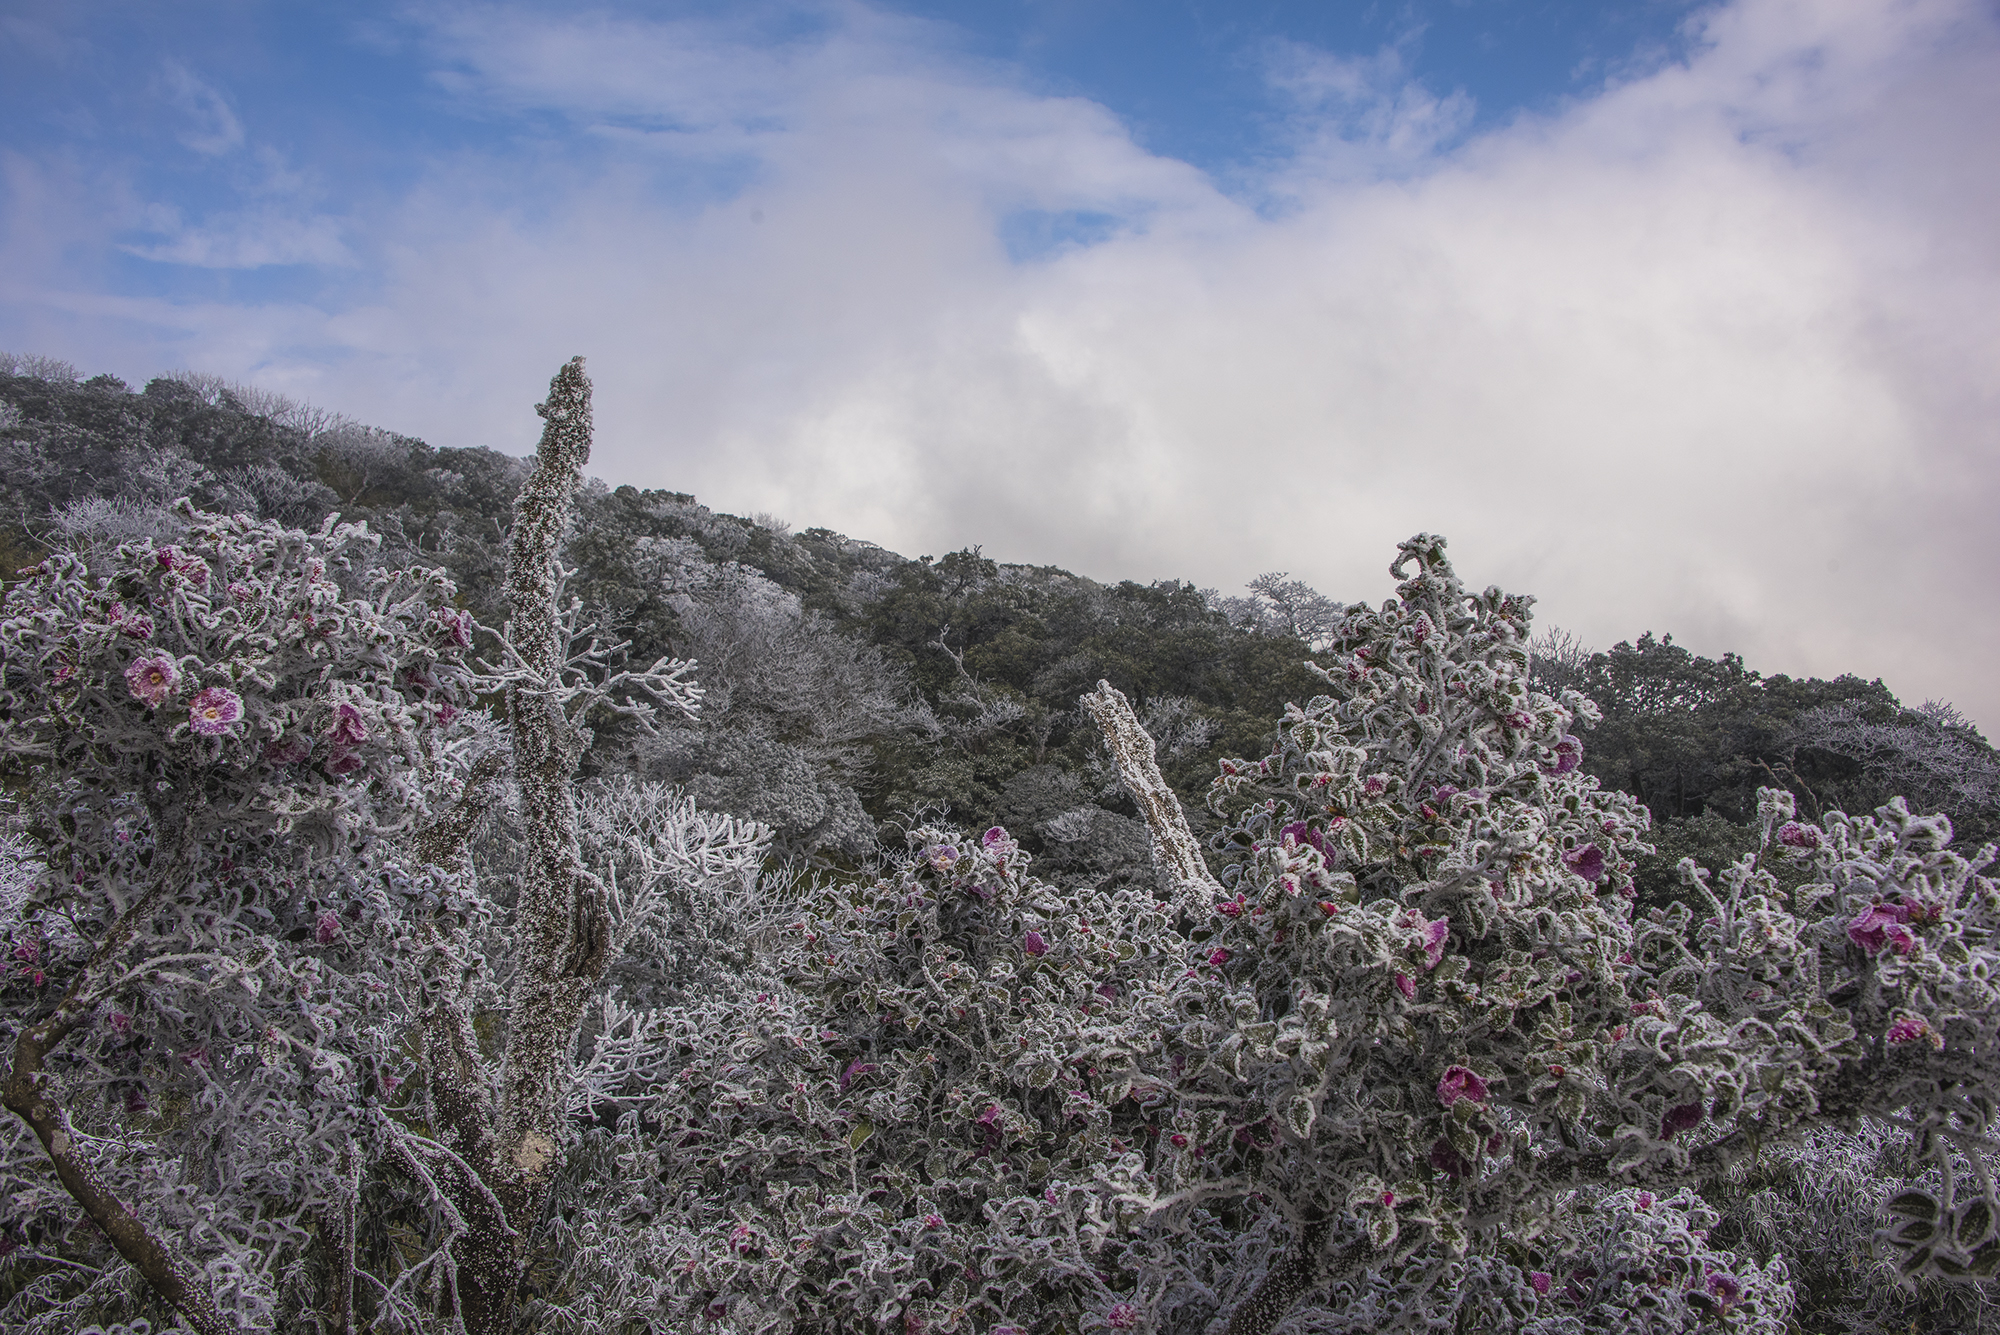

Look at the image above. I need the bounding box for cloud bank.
[4,0,1998,728]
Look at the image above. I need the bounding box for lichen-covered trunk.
[1223,1223,1357,1335]
[449,357,613,1334]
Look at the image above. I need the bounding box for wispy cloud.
[160,60,244,156]
[4,0,1997,728]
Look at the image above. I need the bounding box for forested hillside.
[6,355,1992,883]
[5,355,2000,1335]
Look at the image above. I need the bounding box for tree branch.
[4,1007,230,1335]
[1082,679,1224,911]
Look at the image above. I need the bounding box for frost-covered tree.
[0,360,767,1333]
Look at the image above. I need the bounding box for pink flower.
[1395,972,1416,1000]
[839,1060,877,1091]
[125,654,179,706]
[330,702,368,747]
[381,1074,402,1091]
[433,607,473,648]
[1886,1015,1933,1046]
[728,1223,756,1254]
[1661,1102,1704,1137]
[109,1011,133,1035]
[1169,1133,1189,1148]
[1437,1066,1489,1107]
[117,610,155,640]
[1023,930,1048,957]
[228,581,253,603]
[1380,1189,1396,1207]
[1419,916,1450,969]
[1528,1271,1551,1295]
[1216,896,1245,918]
[1363,775,1387,796]
[435,704,458,725]
[187,686,244,735]
[1106,1302,1140,1329]
[1207,948,1231,968]
[1634,1191,1653,1211]
[266,735,313,765]
[922,1213,944,1229]
[1776,821,1821,850]
[981,826,1017,856]
[1848,904,1916,955]
[314,910,342,945]
[1546,735,1583,775]
[1705,1273,1742,1308]
[1562,844,1605,883]
[1280,821,1331,858]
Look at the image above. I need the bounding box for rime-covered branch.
[1082,679,1225,910]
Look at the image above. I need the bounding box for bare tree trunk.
[5,1003,231,1335]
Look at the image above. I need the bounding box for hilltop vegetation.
[4,354,2000,1335]
[5,355,1993,880]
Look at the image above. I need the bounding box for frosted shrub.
[1084,535,1995,1333]
[537,820,1192,1332]
[0,503,480,1331]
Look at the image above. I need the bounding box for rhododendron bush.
[4,361,1997,1335]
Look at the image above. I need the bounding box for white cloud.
[160,60,244,156]
[8,0,1998,730]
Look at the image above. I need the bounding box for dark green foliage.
[1541,631,2000,906]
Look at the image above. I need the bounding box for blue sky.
[3,1,1999,729]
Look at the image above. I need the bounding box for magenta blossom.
[1661,1102,1705,1137]
[330,702,369,747]
[981,825,1017,857]
[839,1060,878,1091]
[266,735,313,765]
[1886,1015,1934,1046]
[1022,931,1048,957]
[1437,1065,1490,1107]
[1547,734,1583,775]
[1207,947,1232,968]
[1776,821,1822,850]
[187,686,244,736]
[1418,915,1450,969]
[125,654,179,707]
[1528,1271,1551,1295]
[314,910,342,945]
[1395,972,1416,1000]
[1705,1273,1742,1308]
[1847,903,1916,955]
[1280,821,1331,858]
[925,843,960,873]
[434,606,473,648]
[1562,844,1606,883]
[1105,1302,1140,1329]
